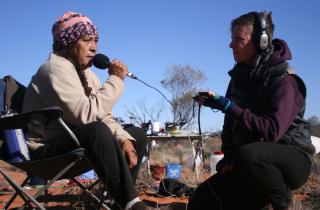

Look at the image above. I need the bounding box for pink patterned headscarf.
[52,11,98,47]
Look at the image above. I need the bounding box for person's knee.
[125,126,147,151]
[237,142,266,166]
[78,121,114,146]
[126,127,146,141]
[87,121,111,134]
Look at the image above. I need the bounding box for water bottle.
[147,120,152,135]
[1,110,30,162]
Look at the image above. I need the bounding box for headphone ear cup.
[252,12,270,52]
[259,31,269,50]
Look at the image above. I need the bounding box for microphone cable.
[132,77,173,108]
[133,77,198,128]
[194,102,223,210]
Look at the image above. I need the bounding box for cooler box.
[2,129,30,162]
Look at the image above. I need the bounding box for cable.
[134,78,174,110]
[206,181,223,210]
[196,103,223,210]
[197,104,202,136]
[134,77,197,127]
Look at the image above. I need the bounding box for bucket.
[210,151,224,175]
[166,163,182,179]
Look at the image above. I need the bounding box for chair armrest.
[0,106,63,130]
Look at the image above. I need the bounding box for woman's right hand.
[108,59,128,80]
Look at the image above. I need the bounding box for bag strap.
[285,66,307,99]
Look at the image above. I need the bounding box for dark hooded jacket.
[219,39,315,168]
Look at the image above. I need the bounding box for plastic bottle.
[147,120,152,135]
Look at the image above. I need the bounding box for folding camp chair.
[0,76,110,209]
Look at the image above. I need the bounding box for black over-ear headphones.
[252,12,270,52]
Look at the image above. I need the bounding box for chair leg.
[71,178,111,210]
[99,188,108,209]
[44,185,49,209]
[0,169,45,210]
[32,158,78,200]
[3,176,29,209]
[17,158,79,209]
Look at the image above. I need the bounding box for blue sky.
[0,0,319,132]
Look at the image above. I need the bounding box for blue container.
[166,163,182,179]
[2,129,30,162]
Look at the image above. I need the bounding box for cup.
[152,121,160,135]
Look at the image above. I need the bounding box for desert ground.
[1,136,320,210]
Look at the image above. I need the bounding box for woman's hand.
[121,139,138,169]
[108,59,128,80]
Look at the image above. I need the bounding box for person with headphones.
[188,11,315,210]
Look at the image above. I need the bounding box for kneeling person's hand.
[194,91,234,113]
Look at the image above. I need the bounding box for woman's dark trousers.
[188,142,312,210]
[30,121,147,208]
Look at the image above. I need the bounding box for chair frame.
[0,107,110,210]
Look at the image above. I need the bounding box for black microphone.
[92,53,138,79]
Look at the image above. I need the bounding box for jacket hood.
[270,38,292,66]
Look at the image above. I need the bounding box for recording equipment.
[198,91,213,98]
[252,12,270,52]
[193,91,214,102]
[92,53,138,79]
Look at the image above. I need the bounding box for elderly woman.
[23,11,150,210]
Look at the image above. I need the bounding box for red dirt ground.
[0,160,191,210]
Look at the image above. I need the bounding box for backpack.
[1,75,26,113]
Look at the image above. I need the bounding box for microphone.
[92,53,138,79]
[127,72,138,79]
